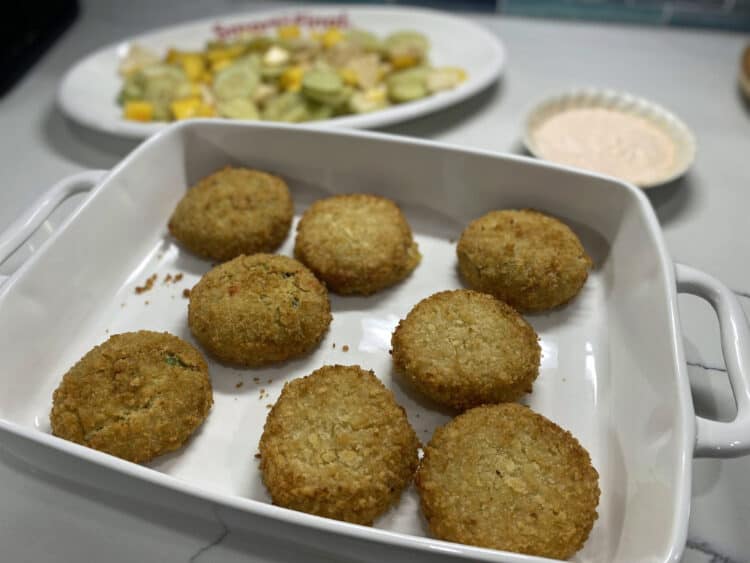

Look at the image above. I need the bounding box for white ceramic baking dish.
[1,121,749,563]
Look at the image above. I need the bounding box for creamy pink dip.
[532,108,678,185]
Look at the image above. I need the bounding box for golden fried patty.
[457,209,591,312]
[50,331,213,463]
[188,254,331,366]
[391,290,540,410]
[417,404,600,559]
[168,166,294,262]
[294,194,421,295]
[259,364,419,525]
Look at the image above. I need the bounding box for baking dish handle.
[675,263,750,458]
[0,170,107,283]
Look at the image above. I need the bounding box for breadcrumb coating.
[391,290,540,410]
[457,209,591,312]
[259,364,419,525]
[50,331,213,463]
[417,403,600,559]
[294,194,420,295]
[169,167,293,262]
[188,254,331,366]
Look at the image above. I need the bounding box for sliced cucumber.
[262,92,308,122]
[217,98,259,120]
[118,75,144,105]
[139,63,185,80]
[139,65,189,110]
[252,83,278,106]
[306,101,334,121]
[426,67,465,93]
[303,85,352,108]
[280,104,310,123]
[385,31,430,55]
[118,44,160,77]
[213,63,260,101]
[389,81,427,103]
[234,53,262,72]
[244,36,275,53]
[349,90,388,114]
[346,29,382,52]
[346,54,380,89]
[302,69,343,96]
[151,103,172,121]
[175,81,195,99]
[387,66,429,88]
[260,65,287,79]
[144,77,182,107]
[279,37,319,53]
[302,69,348,105]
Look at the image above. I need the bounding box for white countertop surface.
[1,1,749,561]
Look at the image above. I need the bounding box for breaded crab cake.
[50,331,213,463]
[259,364,419,525]
[391,290,540,410]
[168,166,294,262]
[416,403,600,559]
[188,254,331,366]
[294,194,420,295]
[456,209,591,312]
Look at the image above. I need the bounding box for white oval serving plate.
[57,5,506,138]
[523,89,696,189]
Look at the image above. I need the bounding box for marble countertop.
[1,1,749,561]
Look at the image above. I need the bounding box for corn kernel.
[338,68,359,86]
[211,58,233,73]
[166,49,202,65]
[123,101,154,122]
[277,25,300,40]
[227,43,246,57]
[364,87,386,103]
[195,102,217,117]
[321,27,343,48]
[180,54,205,81]
[425,67,468,93]
[205,49,226,63]
[206,44,244,63]
[170,97,203,120]
[165,48,182,64]
[390,53,419,70]
[280,66,304,92]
